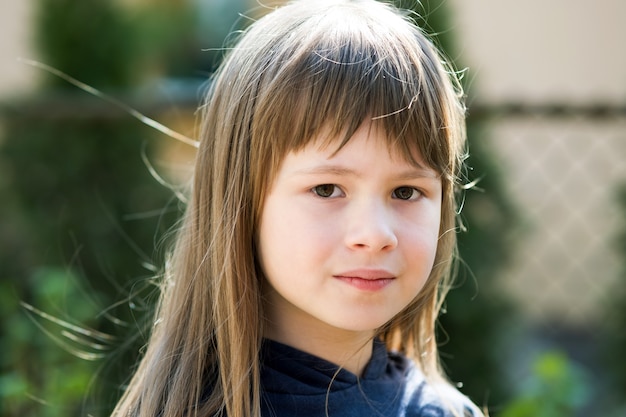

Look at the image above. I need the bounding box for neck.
[264,313,375,376]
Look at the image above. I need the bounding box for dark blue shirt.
[260,339,480,417]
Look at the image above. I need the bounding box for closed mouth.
[333,269,396,291]
[333,269,395,280]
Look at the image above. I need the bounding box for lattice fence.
[472,105,626,326]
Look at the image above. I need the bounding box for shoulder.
[423,380,483,417]
[389,352,483,417]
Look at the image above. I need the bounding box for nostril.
[346,230,398,252]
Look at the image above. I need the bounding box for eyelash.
[311,184,422,201]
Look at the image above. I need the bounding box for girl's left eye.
[392,186,421,201]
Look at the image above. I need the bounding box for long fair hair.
[112,1,467,416]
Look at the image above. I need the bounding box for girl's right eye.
[312,184,342,198]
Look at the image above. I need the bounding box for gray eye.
[313,184,336,198]
[393,187,417,200]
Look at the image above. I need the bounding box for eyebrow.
[292,164,439,180]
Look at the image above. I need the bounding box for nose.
[344,199,398,252]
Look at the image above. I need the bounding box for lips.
[333,269,396,291]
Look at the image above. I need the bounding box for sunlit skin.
[258,122,442,375]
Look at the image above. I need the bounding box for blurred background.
[0,0,624,416]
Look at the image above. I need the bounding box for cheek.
[258,197,304,277]
[258,201,341,289]
[401,205,442,266]
[257,203,283,276]
[404,230,439,272]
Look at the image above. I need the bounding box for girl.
[113,0,483,416]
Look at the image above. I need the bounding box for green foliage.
[128,2,197,77]
[500,351,590,417]
[0,268,105,417]
[601,184,626,410]
[36,0,136,89]
[0,1,183,416]
[0,100,176,417]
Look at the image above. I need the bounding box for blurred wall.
[449,0,626,105]
[449,0,626,325]
[0,1,37,97]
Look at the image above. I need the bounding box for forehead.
[280,121,437,177]
[294,121,434,171]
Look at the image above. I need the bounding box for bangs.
[248,1,465,182]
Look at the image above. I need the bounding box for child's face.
[258,122,442,341]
